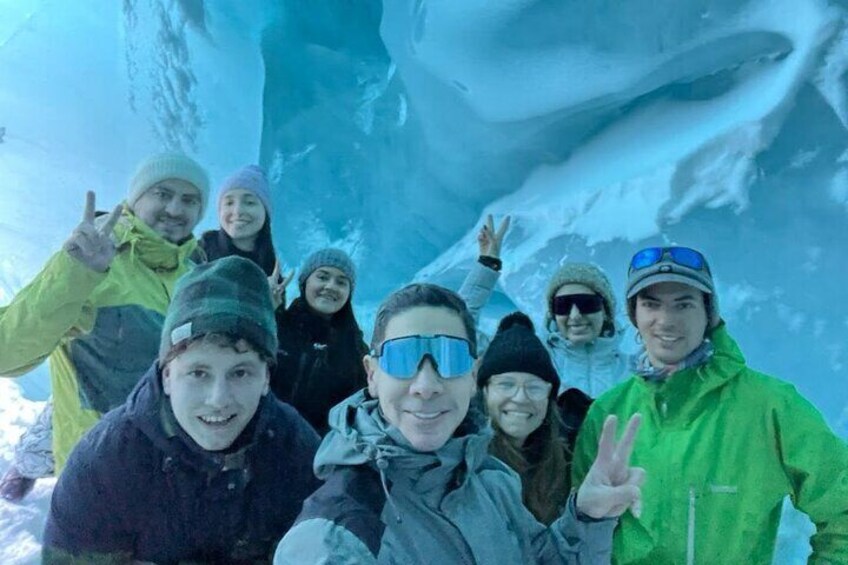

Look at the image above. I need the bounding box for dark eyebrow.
[674,294,698,302]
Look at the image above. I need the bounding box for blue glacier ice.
[1,1,847,563]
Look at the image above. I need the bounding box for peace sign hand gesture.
[63,191,122,273]
[477,214,511,259]
[269,260,295,310]
[576,414,646,519]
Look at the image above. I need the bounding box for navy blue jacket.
[43,363,321,564]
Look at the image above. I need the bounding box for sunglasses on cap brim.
[552,293,604,316]
[371,334,476,380]
[629,246,710,275]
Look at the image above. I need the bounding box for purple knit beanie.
[218,165,272,215]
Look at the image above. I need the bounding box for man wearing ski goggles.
[572,244,848,564]
[371,334,476,380]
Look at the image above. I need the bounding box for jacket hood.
[126,363,276,473]
[314,390,493,483]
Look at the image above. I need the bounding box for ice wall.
[1,1,847,563]
[258,0,848,434]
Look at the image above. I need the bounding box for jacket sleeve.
[274,518,377,565]
[773,385,848,563]
[546,494,616,564]
[0,250,104,377]
[457,260,500,326]
[42,425,136,562]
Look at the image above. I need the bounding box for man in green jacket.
[572,246,848,564]
[0,152,209,494]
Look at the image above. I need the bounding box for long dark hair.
[202,218,277,276]
[486,397,571,525]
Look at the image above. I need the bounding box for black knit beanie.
[477,312,560,396]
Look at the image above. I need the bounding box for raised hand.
[269,259,295,310]
[477,214,511,259]
[576,414,645,519]
[63,191,122,273]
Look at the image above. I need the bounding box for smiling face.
[484,371,550,447]
[553,283,606,344]
[365,306,476,452]
[162,340,270,451]
[635,281,709,368]
[131,179,202,244]
[304,266,352,316]
[218,188,267,249]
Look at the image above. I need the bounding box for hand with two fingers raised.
[576,413,646,520]
[62,191,123,273]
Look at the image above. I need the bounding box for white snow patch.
[813,23,848,129]
[829,168,848,210]
[0,380,52,565]
[788,147,820,169]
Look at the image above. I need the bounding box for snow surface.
[1,1,846,563]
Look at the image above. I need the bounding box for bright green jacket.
[572,324,848,564]
[0,208,197,471]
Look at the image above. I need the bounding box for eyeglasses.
[487,378,552,401]
[629,246,710,275]
[372,334,476,379]
[552,293,604,316]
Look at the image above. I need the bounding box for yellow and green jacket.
[0,208,198,472]
[572,323,848,564]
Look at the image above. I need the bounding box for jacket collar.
[546,328,624,358]
[115,205,198,272]
[315,390,492,485]
[630,324,747,418]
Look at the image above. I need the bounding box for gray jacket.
[459,261,630,397]
[274,390,615,564]
[545,331,629,398]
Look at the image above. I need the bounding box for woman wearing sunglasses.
[478,311,572,525]
[275,283,644,564]
[460,217,629,447]
[544,262,630,399]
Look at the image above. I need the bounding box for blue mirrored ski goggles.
[628,246,710,275]
[372,334,476,380]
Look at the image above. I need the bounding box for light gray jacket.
[459,261,630,398]
[274,391,615,564]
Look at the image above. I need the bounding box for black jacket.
[43,364,321,564]
[272,298,368,435]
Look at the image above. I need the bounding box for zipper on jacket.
[687,486,696,565]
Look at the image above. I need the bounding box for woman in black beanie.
[478,311,572,525]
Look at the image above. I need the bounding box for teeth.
[411,412,442,420]
[503,411,532,418]
[658,336,678,342]
[199,415,234,424]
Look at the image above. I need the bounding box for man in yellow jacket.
[0,152,209,493]
[572,246,848,564]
